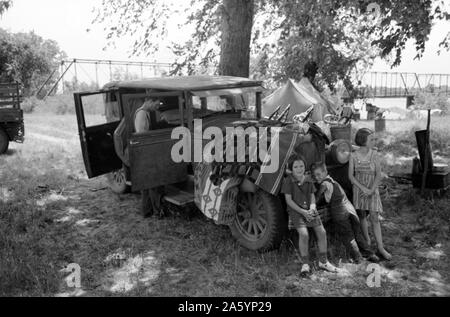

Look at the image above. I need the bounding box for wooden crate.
[412,172,450,190]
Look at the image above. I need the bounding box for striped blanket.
[248,127,326,195]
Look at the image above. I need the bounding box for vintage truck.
[74,76,352,252]
[0,82,24,154]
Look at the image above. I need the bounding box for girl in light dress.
[349,128,392,261]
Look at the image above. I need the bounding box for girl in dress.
[349,128,392,261]
[283,154,339,275]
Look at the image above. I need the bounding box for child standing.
[282,154,340,275]
[349,128,392,261]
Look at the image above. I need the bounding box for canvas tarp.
[263,78,338,122]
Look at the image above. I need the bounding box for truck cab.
[74,76,352,252]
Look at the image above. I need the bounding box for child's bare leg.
[314,225,328,260]
[314,225,340,272]
[297,227,310,263]
[370,211,392,260]
[359,211,371,245]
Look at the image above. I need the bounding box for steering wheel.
[324,114,340,125]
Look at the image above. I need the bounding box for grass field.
[0,113,449,297]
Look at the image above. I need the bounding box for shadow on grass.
[2,157,449,297]
[2,149,17,156]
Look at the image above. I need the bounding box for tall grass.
[1,113,449,296]
[0,154,78,296]
[354,116,450,156]
[22,94,105,115]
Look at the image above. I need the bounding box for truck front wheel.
[230,190,287,253]
[0,128,9,154]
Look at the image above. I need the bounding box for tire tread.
[230,190,287,253]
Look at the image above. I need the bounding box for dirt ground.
[0,113,449,297]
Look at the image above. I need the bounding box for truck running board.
[163,184,195,207]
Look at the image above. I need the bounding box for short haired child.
[312,163,379,263]
[282,154,339,275]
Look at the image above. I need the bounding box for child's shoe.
[376,249,392,261]
[300,263,311,277]
[365,254,380,263]
[350,249,364,264]
[318,261,340,273]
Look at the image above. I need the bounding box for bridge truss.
[356,72,450,98]
[36,58,173,98]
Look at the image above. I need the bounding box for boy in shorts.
[312,162,379,263]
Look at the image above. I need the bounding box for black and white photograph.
[0,0,449,300]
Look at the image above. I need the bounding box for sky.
[1,0,450,75]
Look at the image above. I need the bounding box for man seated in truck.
[135,98,167,132]
[114,97,170,165]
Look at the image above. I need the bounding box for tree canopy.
[0,0,11,15]
[93,0,450,91]
[0,29,66,96]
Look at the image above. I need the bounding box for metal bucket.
[367,112,376,120]
[330,125,352,142]
[375,118,386,133]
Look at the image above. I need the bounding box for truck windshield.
[192,92,257,113]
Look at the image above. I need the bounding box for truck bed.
[0,108,23,123]
[0,108,24,142]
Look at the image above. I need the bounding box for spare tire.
[328,139,352,165]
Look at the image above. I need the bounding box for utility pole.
[61,62,65,94]
[74,59,78,90]
[95,62,99,89]
[109,61,112,82]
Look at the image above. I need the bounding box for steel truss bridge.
[36,59,450,100]
[36,58,173,98]
[356,72,450,98]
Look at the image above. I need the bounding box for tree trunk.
[218,0,254,77]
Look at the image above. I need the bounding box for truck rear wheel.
[230,190,287,253]
[0,128,9,154]
[107,168,131,194]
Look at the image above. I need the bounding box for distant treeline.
[0,28,66,97]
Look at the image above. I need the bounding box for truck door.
[74,90,123,178]
[126,92,189,191]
